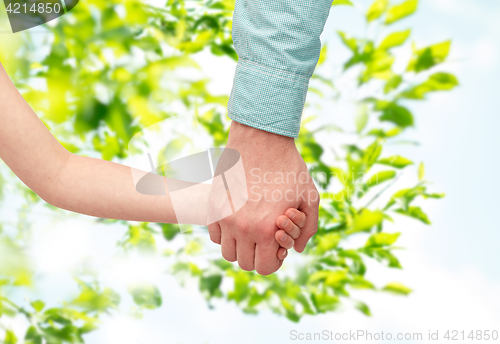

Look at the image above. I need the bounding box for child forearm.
[0,62,189,224]
[48,153,179,223]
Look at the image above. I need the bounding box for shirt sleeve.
[227,0,333,138]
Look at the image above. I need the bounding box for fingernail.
[289,211,295,220]
[281,218,288,228]
[282,250,287,257]
[280,232,288,241]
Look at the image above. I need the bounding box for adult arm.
[209,0,332,274]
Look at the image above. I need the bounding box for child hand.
[275,208,307,261]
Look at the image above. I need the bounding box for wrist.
[227,121,295,148]
[226,121,300,171]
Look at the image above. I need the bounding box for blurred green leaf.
[122,223,157,252]
[418,162,425,181]
[385,0,418,24]
[407,41,451,72]
[338,31,358,53]
[367,170,396,186]
[355,104,369,133]
[128,283,162,309]
[0,239,33,286]
[351,210,384,233]
[228,271,251,303]
[363,140,383,168]
[317,45,328,65]
[302,142,324,163]
[365,232,400,248]
[349,276,375,289]
[311,74,335,88]
[361,50,394,82]
[377,249,402,268]
[399,72,459,99]
[59,141,81,154]
[382,282,412,295]
[24,326,42,344]
[311,292,339,313]
[309,87,324,97]
[309,270,348,288]
[339,250,367,276]
[315,233,341,255]
[355,301,372,316]
[378,30,411,50]
[367,127,402,138]
[386,186,424,209]
[4,330,17,344]
[31,300,45,312]
[200,275,223,298]
[384,75,403,93]
[71,281,121,312]
[378,102,414,128]
[185,239,204,255]
[377,155,413,168]
[425,193,445,199]
[211,43,238,61]
[332,0,354,6]
[395,206,431,224]
[198,110,229,147]
[161,224,179,241]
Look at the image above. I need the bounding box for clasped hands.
[208,121,320,275]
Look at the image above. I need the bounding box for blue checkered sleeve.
[228,0,333,138]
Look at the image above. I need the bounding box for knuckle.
[236,227,251,240]
[252,220,275,241]
[233,217,249,232]
[260,226,276,241]
[222,215,236,226]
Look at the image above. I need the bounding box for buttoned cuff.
[227,59,309,138]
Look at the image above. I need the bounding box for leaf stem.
[358,172,403,213]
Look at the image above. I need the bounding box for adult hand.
[207,121,319,275]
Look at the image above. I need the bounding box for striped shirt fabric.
[228,0,333,137]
